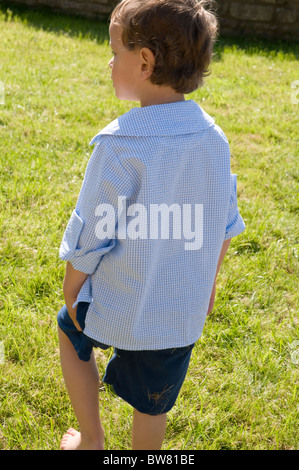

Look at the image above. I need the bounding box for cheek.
[111,66,117,83]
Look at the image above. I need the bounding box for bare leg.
[58,326,105,450]
[132,409,167,450]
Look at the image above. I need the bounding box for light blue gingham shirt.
[59,99,245,350]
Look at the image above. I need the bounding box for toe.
[67,428,78,436]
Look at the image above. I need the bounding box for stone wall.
[217,0,299,41]
[3,0,299,41]
[3,0,119,20]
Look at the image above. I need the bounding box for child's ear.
[139,47,155,79]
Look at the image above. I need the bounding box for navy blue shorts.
[57,302,194,415]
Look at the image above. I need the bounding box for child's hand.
[63,262,88,331]
[207,282,216,315]
[66,300,83,332]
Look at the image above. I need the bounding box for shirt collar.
[89,99,215,145]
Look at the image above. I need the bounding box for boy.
[57,0,245,450]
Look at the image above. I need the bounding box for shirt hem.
[83,321,202,351]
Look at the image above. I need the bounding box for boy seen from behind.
[57,0,245,450]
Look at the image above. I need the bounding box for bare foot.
[60,428,104,450]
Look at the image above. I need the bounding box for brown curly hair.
[110,0,218,94]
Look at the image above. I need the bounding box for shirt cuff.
[225,213,246,240]
[59,209,116,274]
[224,174,246,240]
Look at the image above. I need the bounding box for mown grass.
[0,4,298,450]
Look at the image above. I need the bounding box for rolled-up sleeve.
[225,174,246,240]
[59,209,116,274]
[59,138,135,274]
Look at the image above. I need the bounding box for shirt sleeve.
[224,174,246,240]
[59,138,135,274]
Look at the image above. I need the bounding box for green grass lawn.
[0,4,298,450]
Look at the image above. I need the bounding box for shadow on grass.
[214,35,299,62]
[1,1,299,59]
[0,1,110,43]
